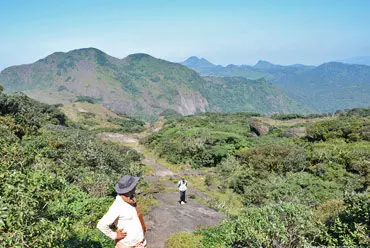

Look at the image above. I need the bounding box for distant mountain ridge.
[336,56,370,66]
[0,48,303,120]
[181,56,370,112]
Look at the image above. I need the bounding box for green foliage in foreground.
[198,203,319,248]
[151,110,369,247]
[196,193,369,248]
[0,92,142,247]
[322,193,369,246]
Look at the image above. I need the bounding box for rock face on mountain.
[0,48,303,120]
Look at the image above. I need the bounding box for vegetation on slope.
[0,48,304,121]
[200,76,306,114]
[0,90,144,247]
[60,101,145,133]
[145,109,369,247]
[1,82,368,247]
[183,57,370,113]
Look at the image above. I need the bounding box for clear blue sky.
[1,0,370,70]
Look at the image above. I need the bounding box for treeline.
[144,110,370,247]
[0,91,143,247]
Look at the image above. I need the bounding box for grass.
[165,232,203,248]
[137,194,160,215]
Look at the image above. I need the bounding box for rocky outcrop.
[177,90,208,115]
[250,122,270,136]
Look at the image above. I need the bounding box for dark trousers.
[180,191,186,202]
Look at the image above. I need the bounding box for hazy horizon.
[1,0,370,70]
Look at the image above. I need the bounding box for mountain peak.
[126,53,155,61]
[254,60,276,69]
[181,56,215,69]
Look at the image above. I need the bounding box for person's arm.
[97,202,121,240]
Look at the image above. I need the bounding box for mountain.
[254,60,281,70]
[337,56,370,66]
[0,48,303,120]
[200,77,306,114]
[0,48,209,120]
[181,57,314,79]
[274,62,370,112]
[181,56,217,69]
[182,57,370,112]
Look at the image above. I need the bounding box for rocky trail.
[98,132,224,248]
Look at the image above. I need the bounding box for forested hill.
[0,48,303,121]
[182,57,370,112]
[201,76,307,113]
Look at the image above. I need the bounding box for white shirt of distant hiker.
[97,195,144,247]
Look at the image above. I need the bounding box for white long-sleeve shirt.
[97,195,144,247]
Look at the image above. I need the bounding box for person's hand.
[115,228,127,241]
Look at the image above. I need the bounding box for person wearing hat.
[97,175,147,248]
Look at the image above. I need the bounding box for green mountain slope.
[0,48,304,120]
[0,48,209,120]
[274,62,370,112]
[182,57,370,112]
[199,77,306,114]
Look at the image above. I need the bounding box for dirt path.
[97,132,224,248]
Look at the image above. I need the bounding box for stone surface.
[250,122,269,136]
[145,192,223,248]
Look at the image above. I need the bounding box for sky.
[1,0,370,70]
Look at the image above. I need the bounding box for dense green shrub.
[236,143,308,175]
[307,140,370,190]
[0,92,66,135]
[306,116,369,142]
[336,108,370,117]
[271,113,305,120]
[0,92,142,247]
[144,113,258,168]
[75,96,102,104]
[107,115,145,133]
[199,203,320,248]
[321,192,370,246]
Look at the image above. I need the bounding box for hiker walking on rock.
[178,178,188,204]
[97,175,147,248]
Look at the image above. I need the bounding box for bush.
[322,192,370,246]
[0,92,66,134]
[107,116,145,133]
[75,96,102,104]
[271,113,304,120]
[236,143,308,175]
[0,92,142,247]
[306,116,369,142]
[199,203,320,248]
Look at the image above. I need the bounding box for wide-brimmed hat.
[115,175,140,195]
